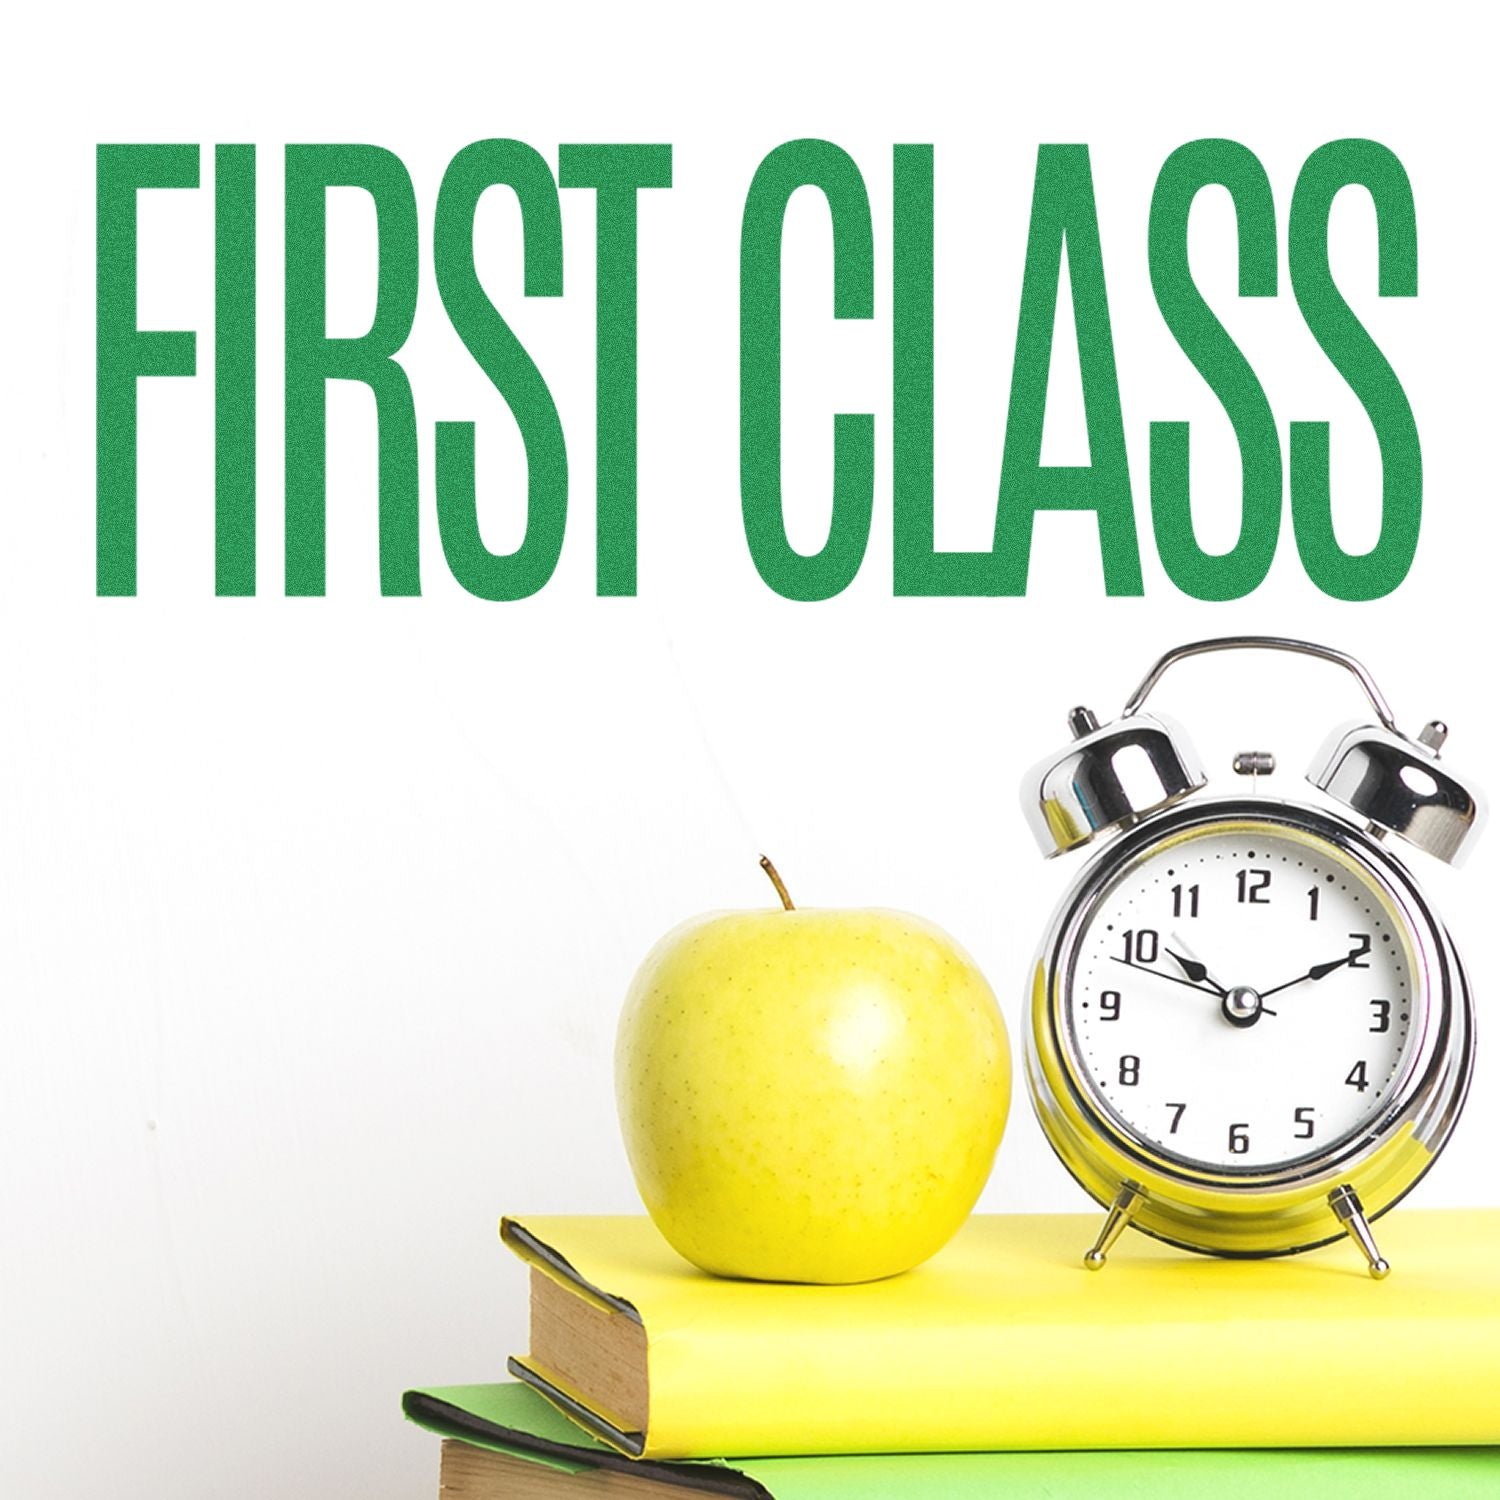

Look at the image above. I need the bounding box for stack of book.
[405,1209,1500,1496]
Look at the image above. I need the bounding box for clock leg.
[1329,1184,1391,1279]
[1083,1181,1145,1270]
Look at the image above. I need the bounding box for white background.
[4,5,1498,1495]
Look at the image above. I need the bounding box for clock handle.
[1121,636,1398,733]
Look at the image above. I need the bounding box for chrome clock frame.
[1026,796,1474,1273]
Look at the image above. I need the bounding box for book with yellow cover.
[501,1209,1500,1459]
[403,1381,1500,1499]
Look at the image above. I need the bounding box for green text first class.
[96,139,1419,602]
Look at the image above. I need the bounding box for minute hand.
[1258,952,1360,1002]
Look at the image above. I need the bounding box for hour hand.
[1166,946,1227,997]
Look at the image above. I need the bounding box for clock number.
[1099,989,1122,1021]
[1170,883,1200,918]
[1235,869,1271,904]
[1228,1122,1250,1154]
[1294,1106,1316,1139]
[1121,928,1159,964]
[1166,1102,1186,1133]
[1369,999,1391,1034]
[1348,933,1372,968]
[1307,885,1320,921]
[1118,1055,1140,1086]
[1345,1060,1370,1092]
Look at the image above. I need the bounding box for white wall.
[5,6,1497,1495]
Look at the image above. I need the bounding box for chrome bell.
[1308,720,1487,867]
[1021,706,1207,858]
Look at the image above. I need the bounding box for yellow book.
[402,1384,1500,1499]
[501,1209,1500,1459]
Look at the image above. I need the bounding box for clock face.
[1063,818,1424,1173]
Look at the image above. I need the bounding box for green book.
[403,1382,1500,1499]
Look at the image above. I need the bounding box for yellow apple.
[615,861,1011,1283]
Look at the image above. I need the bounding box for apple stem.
[758,855,795,910]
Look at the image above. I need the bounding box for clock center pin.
[1222,985,1264,1028]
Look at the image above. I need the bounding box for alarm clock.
[1021,636,1485,1277]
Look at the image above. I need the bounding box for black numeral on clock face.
[1369,999,1391,1033]
[1228,1122,1250,1154]
[1235,868,1271,904]
[1166,1102,1186,1133]
[1099,989,1122,1021]
[1171,883,1200,918]
[1118,1055,1140,1086]
[1294,1106,1315,1139]
[1307,885,1321,921]
[1348,933,1372,968]
[1345,1060,1370,1092]
[1120,929,1159,964]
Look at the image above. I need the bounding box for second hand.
[1110,956,1279,1016]
[1110,956,1222,997]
